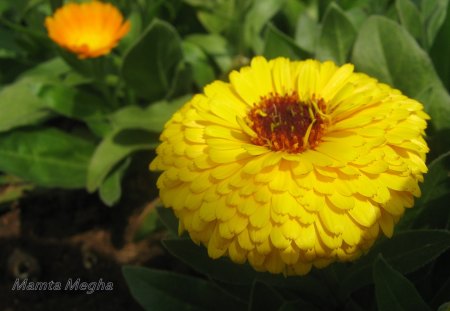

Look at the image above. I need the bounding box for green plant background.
[0,0,449,310]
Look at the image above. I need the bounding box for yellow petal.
[348,199,379,227]
[237,228,254,250]
[281,219,302,240]
[207,226,230,258]
[249,203,271,228]
[228,239,247,264]
[297,59,320,101]
[315,217,342,249]
[264,252,284,274]
[270,225,291,249]
[280,244,300,265]
[379,210,394,237]
[319,204,345,234]
[341,216,363,246]
[320,63,354,100]
[294,225,316,250]
[249,222,272,243]
[327,192,354,210]
[272,57,293,94]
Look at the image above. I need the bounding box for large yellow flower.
[150,57,429,275]
[45,1,130,59]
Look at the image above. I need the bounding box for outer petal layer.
[150,57,429,275]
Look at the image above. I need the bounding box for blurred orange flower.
[45,1,130,59]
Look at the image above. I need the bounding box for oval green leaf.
[373,255,431,311]
[122,266,246,311]
[122,19,183,101]
[0,128,95,188]
[316,2,357,64]
[339,230,450,298]
[352,15,450,131]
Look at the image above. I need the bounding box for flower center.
[246,92,327,153]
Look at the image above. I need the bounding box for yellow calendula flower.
[45,1,130,59]
[150,57,429,275]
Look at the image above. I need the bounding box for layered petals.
[150,57,429,275]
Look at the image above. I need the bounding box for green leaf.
[88,94,190,191]
[122,266,246,311]
[18,58,70,80]
[294,12,320,54]
[438,302,450,311]
[339,230,450,298]
[49,0,63,11]
[432,278,450,309]
[37,83,111,121]
[430,0,450,89]
[117,10,143,53]
[281,0,307,34]
[277,299,323,311]
[0,79,52,133]
[58,50,114,81]
[162,238,257,284]
[249,281,284,311]
[99,157,131,207]
[316,2,357,64]
[338,0,372,10]
[243,0,287,53]
[351,15,450,131]
[196,0,236,34]
[416,84,450,134]
[184,34,232,73]
[122,19,183,100]
[134,205,162,241]
[161,237,335,308]
[373,255,431,311]
[156,205,179,236]
[87,129,157,192]
[166,61,193,100]
[345,7,368,29]
[0,175,34,205]
[263,24,309,59]
[416,151,450,208]
[398,151,450,228]
[395,0,423,42]
[421,0,449,49]
[182,41,215,88]
[109,95,190,133]
[0,128,95,188]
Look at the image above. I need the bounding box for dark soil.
[0,187,174,311]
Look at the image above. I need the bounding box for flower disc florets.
[150,57,429,275]
[247,92,327,153]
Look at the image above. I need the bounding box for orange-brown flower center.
[246,92,327,153]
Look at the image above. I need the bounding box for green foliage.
[373,255,431,311]
[122,266,246,311]
[0,128,95,188]
[339,230,450,297]
[352,16,450,131]
[133,205,162,241]
[316,3,356,64]
[430,0,450,88]
[0,78,53,132]
[395,0,423,43]
[263,24,309,59]
[122,19,184,100]
[410,151,450,229]
[1,0,450,309]
[99,157,131,206]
